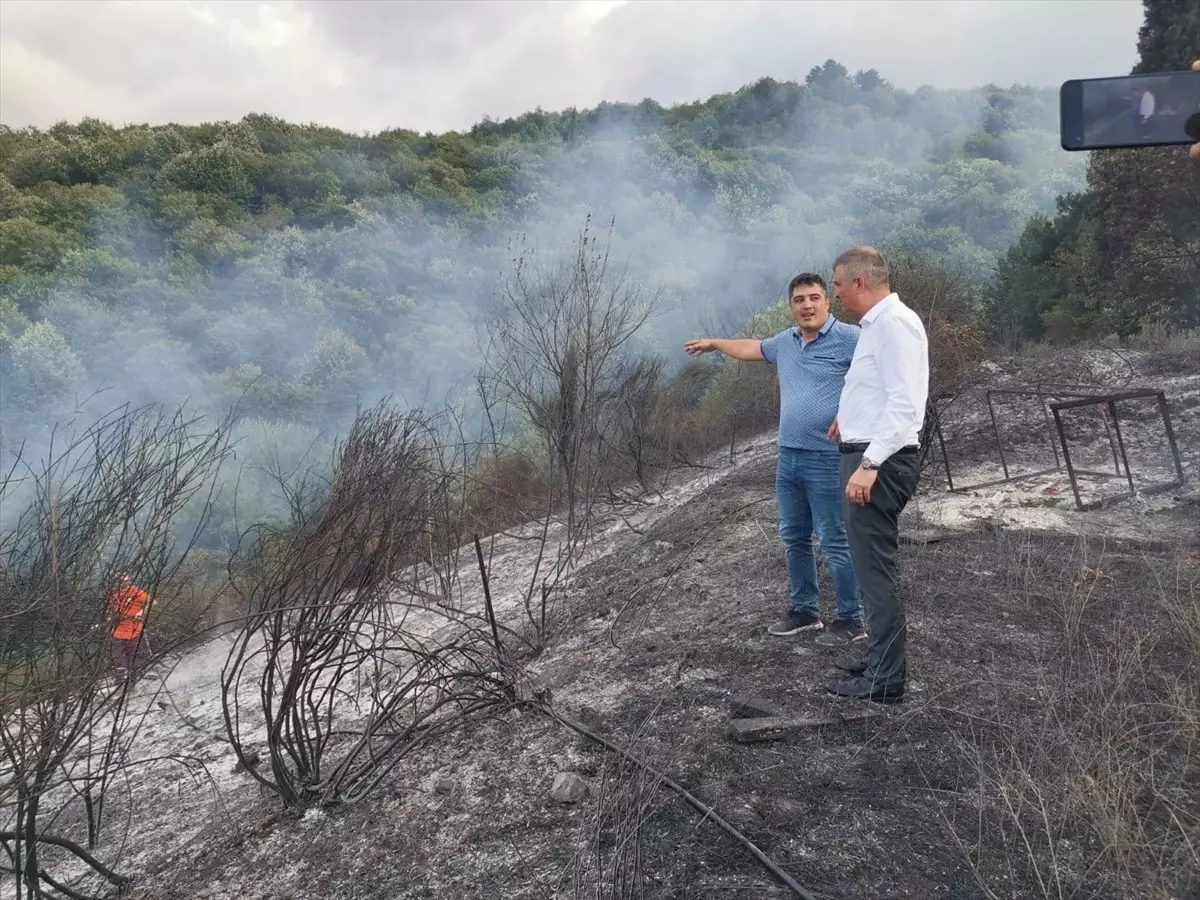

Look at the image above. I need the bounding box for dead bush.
[477,216,659,647]
[464,450,549,536]
[219,400,513,809]
[562,751,667,900]
[680,298,793,463]
[691,361,779,461]
[484,216,656,544]
[882,254,992,477]
[0,402,232,899]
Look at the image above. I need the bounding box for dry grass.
[928,535,1200,900]
[559,708,670,900]
[1126,323,1200,355]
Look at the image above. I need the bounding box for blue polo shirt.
[760,316,859,454]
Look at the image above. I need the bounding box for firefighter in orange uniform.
[109,573,150,685]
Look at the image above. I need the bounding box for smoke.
[0,70,1086,543]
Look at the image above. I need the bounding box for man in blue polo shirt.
[685,273,864,643]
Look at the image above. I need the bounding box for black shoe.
[815,617,867,647]
[824,674,904,704]
[834,654,867,675]
[767,611,824,637]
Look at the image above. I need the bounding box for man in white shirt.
[824,247,928,704]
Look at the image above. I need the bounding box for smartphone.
[1060,69,1200,151]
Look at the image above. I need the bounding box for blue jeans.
[776,446,863,621]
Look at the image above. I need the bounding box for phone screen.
[1061,70,1200,150]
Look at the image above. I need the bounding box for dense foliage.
[0,59,1079,449]
[989,0,1200,347]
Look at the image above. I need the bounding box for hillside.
[3,5,1198,895]
[0,62,1080,454]
[16,346,1199,900]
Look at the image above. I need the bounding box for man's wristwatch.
[860,457,880,471]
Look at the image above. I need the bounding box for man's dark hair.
[788,272,827,297]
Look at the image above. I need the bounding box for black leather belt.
[838,443,918,455]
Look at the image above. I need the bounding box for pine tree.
[1130,0,1200,74]
[995,0,1200,341]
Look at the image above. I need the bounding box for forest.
[0,4,1197,547]
[0,61,1075,434]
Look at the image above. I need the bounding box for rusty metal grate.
[930,383,1185,512]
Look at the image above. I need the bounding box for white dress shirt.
[836,292,929,465]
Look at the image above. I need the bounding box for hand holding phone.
[1060,66,1200,151]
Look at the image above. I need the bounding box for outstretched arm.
[684,338,766,362]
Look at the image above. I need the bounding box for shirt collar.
[860,292,899,326]
[792,315,838,340]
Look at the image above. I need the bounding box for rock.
[433,778,453,795]
[516,677,552,703]
[729,695,783,719]
[550,772,589,804]
[729,709,883,743]
[233,748,261,774]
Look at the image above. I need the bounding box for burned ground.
[17,348,1200,900]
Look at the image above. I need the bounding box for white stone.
[550,772,589,804]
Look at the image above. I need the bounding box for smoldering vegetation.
[4,54,1197,900]
[0,63,1080,542]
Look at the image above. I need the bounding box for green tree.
[0,218,70,272]
[0,294,30,349]
[7,139,70,188]
[137,127,188,168]
[27,182,128,240]
[987,0,1200,343]
[1131,0,1200,73]
[0,175,26,219]
[161,140,253,206]
[8,321,86,410]
[806,59,849,88]
[303,327,367,395]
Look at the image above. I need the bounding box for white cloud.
[0,0,1145,133]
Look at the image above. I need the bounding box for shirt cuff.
[863,439,899,466]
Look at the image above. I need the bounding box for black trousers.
[839,447,920,685]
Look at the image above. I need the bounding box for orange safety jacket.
[110,585,150,641]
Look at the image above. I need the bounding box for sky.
[0,0,1145,134]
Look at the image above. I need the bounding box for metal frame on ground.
[930,383,1185,512]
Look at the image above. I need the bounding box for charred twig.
[473,534,508,673]
[0,831,129,888]
[534,702,819,900]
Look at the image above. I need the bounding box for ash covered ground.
[12,348,1200,900]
